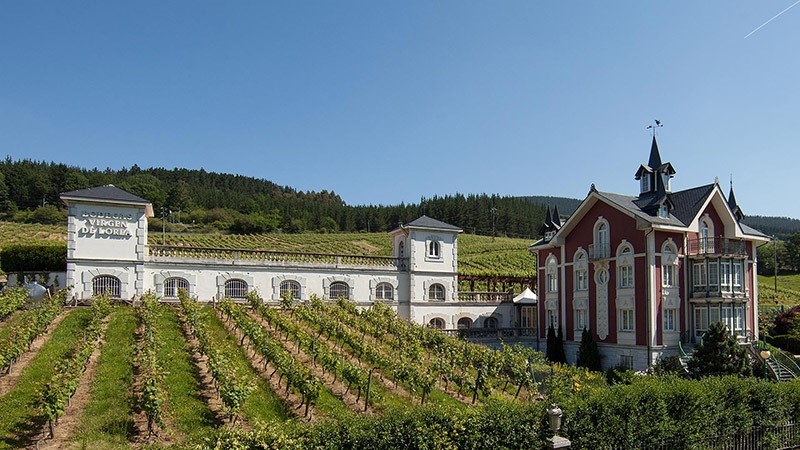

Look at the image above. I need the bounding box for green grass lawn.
[0,308,91,450]
[71,306,137,450]
[758,274,800,308]
[157,306,219,443]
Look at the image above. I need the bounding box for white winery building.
[58,185,524,331]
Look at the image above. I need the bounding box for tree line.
[0,157,549,237]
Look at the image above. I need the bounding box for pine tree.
[688,322,751,378]
[546,324,557,362]
[576,328,602,371]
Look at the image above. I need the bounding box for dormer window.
[640,173,651,193]
[545,230,555,240]
[662,172,670,191]
[658,204,669,218]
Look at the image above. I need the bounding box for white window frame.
[164,277,189,299]
[720,261,731,292]
[662,264,674,288]
[664,308,677,332]
[641,173,650,193]
[427,240,442,259]
[93,275,121,298]
[619,309,634,332]
[428,283,446,301]
[708,261,719,289]
[224,279,248,299]
[279,280,301,300]
[576,269,588,291]
[733,261,743,292]
[693,262,707,289]
[428,317,445,329]
[575,309,588,331]
[375,282,394,300]
[694,306,708,337]
[619,265,634,288]
[329,281,350,300]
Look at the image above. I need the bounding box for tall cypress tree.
[554,326,568,364]
[576,328,602,371]
[546,324,557,362]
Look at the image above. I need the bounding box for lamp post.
[760,348,771,381]
[546,403,571,449]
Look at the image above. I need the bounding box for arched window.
[457,317,473,329]
[164,277,189,298]
[93,275,120,298]
[329,281,350,300]
[483,317,498,328]
[593,220,610,259]
[428,283,445,301]
[224,279,248,299]
[280,280,301,300]
[700,221,709,253]
[428,318,445,329]
[375,282,394,300]
[428,240,441,258]
[597,222,608,245]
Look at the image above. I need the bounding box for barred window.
[329,281,349,300]
[93,275,120,298]
[428,318,445,329]
[224,279,248,299]
[457,317,473,329]
[280,280,301,300]
[428,283,445,301]
[164,277,189,298]
[375,282,394,300]
[483,317,498,329]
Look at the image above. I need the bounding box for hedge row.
[562,376,800,449]
[0,244,67,273]
[191,399,549,450]
[188,377,800,450]
[768,334,800,355]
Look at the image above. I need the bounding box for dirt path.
[35,317,110,450]
[276,309,417,403]
[179,320,243,430]
[0,310,69,398]
[214,311,320,421]
[237,310,367,414]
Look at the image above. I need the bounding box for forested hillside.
[0,158,548,238]
[741,215,800,239]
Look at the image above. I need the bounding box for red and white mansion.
[529,137,769,371]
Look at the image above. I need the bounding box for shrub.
[688,322,751,378]
[576,328,601,372]
[0,244,67,273]
[767,334,800,355]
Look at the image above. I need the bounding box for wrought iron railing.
[148,245,409,270]
[687,237,747,256]
[588,243,611,260]
[457,291,512,302]
[611,421,800,450]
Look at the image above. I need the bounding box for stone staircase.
[765,358,796,382]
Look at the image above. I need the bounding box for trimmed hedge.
[0,244,67,273]
[562,376,800,449]
[768,334,800,355]
[193,399,549,450]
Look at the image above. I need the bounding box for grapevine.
[0,290,65,374]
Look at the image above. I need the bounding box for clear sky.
[1,2,798,217]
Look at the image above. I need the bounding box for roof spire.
[552,205,562,228]
[544,206,553,227]
[728,178,744,221]
[648,135,663,169]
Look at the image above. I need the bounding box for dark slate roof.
[667,183,715,226]
[740,222,769,238]
[595,191,685,226]
[60,185,151,204]
[406,215,462,231]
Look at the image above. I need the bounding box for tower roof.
[728,183,744,221]
[648,136,663,169]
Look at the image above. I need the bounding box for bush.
[767,334,800,355]
[688,322,751,378]
[576,328,601,372]
[652,355,687,377]
[0,244,67,272]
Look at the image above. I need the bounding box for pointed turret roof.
[728,183,744,221]
[552,205,562,228]
[648,136,663,169]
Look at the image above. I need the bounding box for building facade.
[60,185,515,330]
[530,137,769,371]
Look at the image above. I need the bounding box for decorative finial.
[646,119,663,137]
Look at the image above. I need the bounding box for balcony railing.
[440,327,537,339]
[687,237,747,257]
[457,291,513,303]
[148,245,409,271]
[588,243,611,260]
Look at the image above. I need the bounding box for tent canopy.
[512,287,538,304]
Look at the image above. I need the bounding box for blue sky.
[1,2,799,217]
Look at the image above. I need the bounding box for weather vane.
[646,119,663,137]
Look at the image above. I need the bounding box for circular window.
[596,269,609,285]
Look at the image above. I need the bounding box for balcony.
[588,243,611,260]
[687,237,747,257]
[440,327,537,340]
